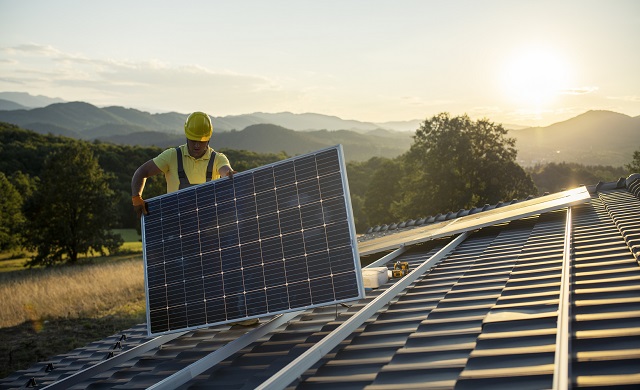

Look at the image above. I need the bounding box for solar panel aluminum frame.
[142,144,364,336]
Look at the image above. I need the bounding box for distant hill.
[509,110,640,167]
[0,100,416,161]
[0,96,637,166]
[0,99,29,111]
[0,92,65,108]
[216,112,416,133]
[99,124,413,162]
[0,102,185,137]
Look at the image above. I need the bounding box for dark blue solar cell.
[322,197,348,224]
[149,309,168,333]
[246,290,267,316]
[287,282,312,307]
[243,266,265,291]
[282,233,305,259]
[216,204,237,227]
[274,161,296,187]
[186,302,206,326]
[300,203,325,230]
[253,167,275,193]
[263,258,286,287]
[232,172,254,197]
[278,208,302,234]
[285,256,309,283]
[203,274,224,298]
[319,174,344,199]
[294,155,318,180]
[143,146,362,335]
[236,196,257,220]
[238,218,259,244]
[257,215,280,239]
[276,185,298,210]
[225,293,246,319]
[255,190,277,216]
[310,277,335,304]
[197,205,217,229]
[296,179,321,205]
[220,245,241,270]
[260,237,283,263]
[316,149,339,174]
[205,299,226,322]
[303,227,328,254]
[332,270,360,300]
[214,179,235,202]
[266,286,289,312]
[168,305,188,329]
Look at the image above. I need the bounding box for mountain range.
[0,93,638,165]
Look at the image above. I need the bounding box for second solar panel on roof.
[142,145,363,335]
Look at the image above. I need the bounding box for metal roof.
[2,174,639,389]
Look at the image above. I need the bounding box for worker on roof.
[131,111,234,218]
[131,111,258,327]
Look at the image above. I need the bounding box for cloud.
[606,95,640,103]
[0,44,292,114]
[559,86,599,95]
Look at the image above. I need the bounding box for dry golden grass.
[0,256,145,328]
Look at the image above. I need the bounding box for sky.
[0,0,639,127]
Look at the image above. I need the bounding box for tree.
[0,172,24,251]
[626,150,640,174]
[347,157,395,231]
[364,159,403,226]
[22,143,123,266]
[398,113,537,218]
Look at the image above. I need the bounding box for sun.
[502,47,570,107]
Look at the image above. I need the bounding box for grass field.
[0,229,147,379]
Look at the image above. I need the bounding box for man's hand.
[227,169,238,178]
[132,195,148,218]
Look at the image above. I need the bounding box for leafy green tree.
[0,172,24,250]
[527,162,627,194]
[626,150,640,174]
[22,143,123,266]
[364,159,403,226]
[347,157,394,231]
[9,171,39,198]
[399,113,537,217]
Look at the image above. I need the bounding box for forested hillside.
[99,124,411,162]
[0,123,288,231]
[1,100,638,166]
[2,121,635,237]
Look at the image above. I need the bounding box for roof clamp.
[113,341,122,350]
[45,362,55,372]
[119,334,127,341]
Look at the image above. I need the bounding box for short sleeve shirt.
[153,144,231,193]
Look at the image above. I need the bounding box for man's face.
[186,139,209,158]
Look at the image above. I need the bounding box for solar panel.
[358,186,591,255]
[141,145,364,336]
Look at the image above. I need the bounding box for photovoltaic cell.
[142,145,364,335]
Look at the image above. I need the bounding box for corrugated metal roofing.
[1,175,639,389]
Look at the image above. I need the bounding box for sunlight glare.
[503,48,570,107]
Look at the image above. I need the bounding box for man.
[131,111,234,217]
[132,111,258,326]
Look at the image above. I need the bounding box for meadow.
[0,230,147,379]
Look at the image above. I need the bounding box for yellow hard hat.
[184,111,213,141]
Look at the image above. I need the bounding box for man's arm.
[218,165,236,178]
[132,160,162,197]
[131,160,162,217]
